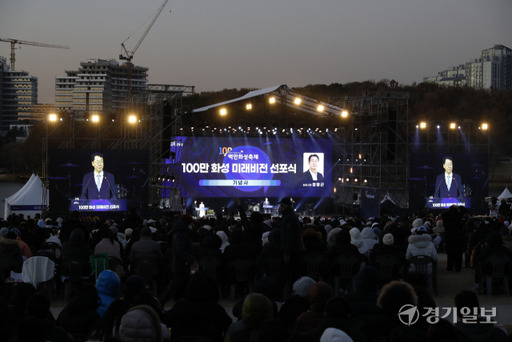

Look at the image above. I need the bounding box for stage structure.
[42,84,194,214]
[330,92,490,213]
[331,92,410,211]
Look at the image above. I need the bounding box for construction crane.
[120,0,169,96]
[0,38,69,71]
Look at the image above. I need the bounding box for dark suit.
[434,172,463,198]
[303,170,324,183]
[81,172,117,199]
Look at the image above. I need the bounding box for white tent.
[4,174,48,219]
[498,187,512,201]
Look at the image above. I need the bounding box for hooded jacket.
[95,269,121,317]
[405,234,438,261]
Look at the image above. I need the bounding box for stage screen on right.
[409,153,488,211]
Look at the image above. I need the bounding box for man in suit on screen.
[434,156,463,199]
[303,153,324,183]
[81,152,117,199]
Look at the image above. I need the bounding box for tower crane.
[0,38,69,71]
[120,0,169,96]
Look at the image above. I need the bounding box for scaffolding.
[331,92,410,210]
[41,84,194,214]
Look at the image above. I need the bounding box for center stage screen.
[175,136,332,198]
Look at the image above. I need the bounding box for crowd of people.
[0,201,511,341]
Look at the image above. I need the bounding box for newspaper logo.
[398,304,420,326]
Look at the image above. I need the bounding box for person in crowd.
[454,290,508,342]
[94,226,122,260]
[349,227,370,260]
[442,207,466,272]
[278,276,316,335]
[57,281,101,341]
[119,304,166,342]
[294,281,334,334]
[162,272,232,342]
[160,216,197,304]
[224,293,274,342]
[10,228,32,259]
[61,228,91,278]
[95,269,121,318]
[23,293,74,342]
[129,226,162,264]
[279,197,305,283]
[0,230,23,279]
[343,265,381,319]
[360,227,379,252]
[406,225,438,262]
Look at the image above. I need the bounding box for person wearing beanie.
[411,217,424,233]
[294,281,334,333]
[370,233,407,281]
[382,233,394,246]
[225,293,274,342]
[119,304,164,342]
[278,276,315,333]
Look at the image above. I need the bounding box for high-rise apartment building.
[55,58,148,115]
[0,56,38,130]
[424,44,512,90]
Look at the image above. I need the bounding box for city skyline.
[1,0,511,104]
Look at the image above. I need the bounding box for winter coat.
[405,234,438,261]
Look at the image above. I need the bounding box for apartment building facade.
[424,44,512,90]
[55,58,148,115]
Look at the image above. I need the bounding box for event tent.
[498,187,512,201]
[3,174,47,219]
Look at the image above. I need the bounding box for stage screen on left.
[49,149,148,212]
[173,136,332,198]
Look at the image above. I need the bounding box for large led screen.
[409,152,488,212]
[173,136,332,198]
[49,149,148,213]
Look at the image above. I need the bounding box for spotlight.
[268,96,276,104]
[294,97,302,105]
[91,114,100,123]
[219,108,227,116]
[317,104,325,113]
[449,122,457,130]
[246,103,252,110]
[128,114,137,124]
[419,122,427,129]
[48,113,58,122]
[481,123,489,131]
[341,110,349,118]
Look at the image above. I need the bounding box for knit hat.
[382,233,394,246]
[0,227,8,238]
[124,228,133,238]
[412,218,423,230]
[320,327,354,342]
[119,304,163,342]
[242,293,274,329]
[292,276,316,297]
